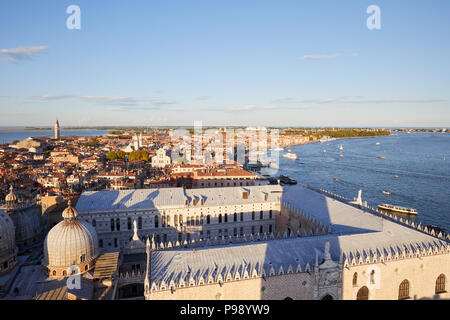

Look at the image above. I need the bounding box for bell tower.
[54,118,60,140]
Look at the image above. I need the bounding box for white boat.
[323,150,327,153]
[376,142,381,145]
[382,190,391,195]
[283,153,297,160]
[338,145,343,151]
[378,204,418,215]
[319,137,336,143]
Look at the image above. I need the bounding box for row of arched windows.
[106,217,144,232]
[95,210,275,232]
[354,273,447,299]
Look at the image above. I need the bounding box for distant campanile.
[54,118,60,140]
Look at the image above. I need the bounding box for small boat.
[333,177,339,181]
[279,175,297,185]
[338,145,343,151]
[378,204,418,215]
[323,150,327,153]
[283,152,297,160]
[394,175,400,179]
[382,190,391,195]
[377,156,386,160]
[376,142,381,145]
[339,154,344,158]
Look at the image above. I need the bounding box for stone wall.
[342,252,450,300]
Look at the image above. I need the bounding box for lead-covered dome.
[0,209,17,275]
[43,201,99,277]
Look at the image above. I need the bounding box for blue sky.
[0,0,449,127]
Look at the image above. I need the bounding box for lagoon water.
[1,128,449,231]
[0,129,109,144]
[277,132,450,232]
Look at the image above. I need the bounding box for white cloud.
[0,46,48,62]
[300,54,338,60]
[273,96,447,105]
[148,98,178,106]
[81,96,139,106]
[80,96,178,107]
[32,94,75,101]
[196,96,212,101]
[225,105,280,111]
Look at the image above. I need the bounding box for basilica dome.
[4,185,17,204]
[0,209,17,275]
[43,200,99,277]
[2,185,44,251]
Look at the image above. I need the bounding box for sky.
[0,0,449,127]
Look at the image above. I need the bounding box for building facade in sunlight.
[1,184,448,300]
[72,184,449,300]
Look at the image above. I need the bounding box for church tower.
[54,118,60,140]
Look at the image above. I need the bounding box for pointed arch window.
[436,274,446,294]
[398,280,410,300]
[357,286,369,300]
[352,272,358,286]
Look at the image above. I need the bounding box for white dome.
[0,209,17,265]
[44,203,99,270]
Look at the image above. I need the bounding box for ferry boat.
[319,137,336,143]
[283,152,297,160]
[279,175,297,185]
[378,204,418,215]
